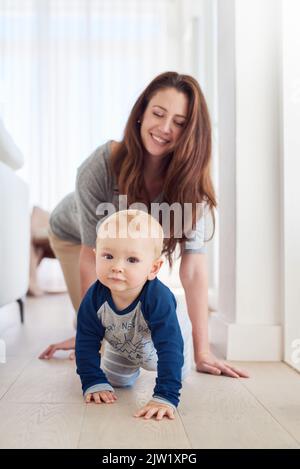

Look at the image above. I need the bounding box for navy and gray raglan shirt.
[75,277,184,409]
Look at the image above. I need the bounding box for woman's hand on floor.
[85,391,117,404]
[196,351,250,378]
[134,400,175,420]
[38,336,76,360]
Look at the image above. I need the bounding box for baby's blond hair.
[97,209,164,259]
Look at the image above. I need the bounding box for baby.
[75,209,187,420]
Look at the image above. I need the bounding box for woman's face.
[140,87,188,158]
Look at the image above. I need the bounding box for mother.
[40,71,248,378]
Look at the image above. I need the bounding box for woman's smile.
[150,132,170,146]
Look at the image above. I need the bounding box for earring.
[137,119,141,124]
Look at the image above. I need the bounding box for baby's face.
[95,234,160,295]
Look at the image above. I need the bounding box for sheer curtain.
[0,0,219,299]
[0,0,179,210]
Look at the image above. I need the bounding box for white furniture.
[0,118,29,322]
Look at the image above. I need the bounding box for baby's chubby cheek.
[95,265,106,282]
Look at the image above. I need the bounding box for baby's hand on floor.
[134,400,175,420]
[85,391,117,404]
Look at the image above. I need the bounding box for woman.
[39,71,248,378]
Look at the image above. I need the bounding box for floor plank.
[0,402,84,449]
[2,358,82,403]
[1,293,300,448]
[235,361,300,444]
[78,371,191,449]
[0,356,32,399]
[178,370,299,449]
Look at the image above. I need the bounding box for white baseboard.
[209,313,283,361]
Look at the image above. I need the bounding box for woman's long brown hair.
[110,71,217,267]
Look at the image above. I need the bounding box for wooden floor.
[0,293,299,449]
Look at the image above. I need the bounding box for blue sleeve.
[143,283,184,407]
[75,281,113,395]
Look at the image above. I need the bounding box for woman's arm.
[179,251,249,378]
[179,252,209,357]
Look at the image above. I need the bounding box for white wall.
[211,0,283,360]
[235,0,281,327]
[281,0,300,371]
